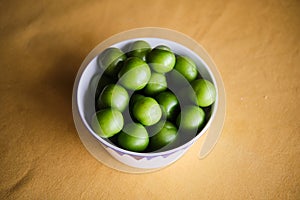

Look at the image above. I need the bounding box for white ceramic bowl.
[72,28,225,169]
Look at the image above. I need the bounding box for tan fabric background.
[0,0,299,199]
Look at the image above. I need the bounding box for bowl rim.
[73,27,223,157]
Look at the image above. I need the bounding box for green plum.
[97,84,129,112]
[91,43,215,151]
[117,123,149,152]
[90,73,101,97]
[147,48,176,73]
[176,105,205,131]
[94,74,117,109]
[97,47,126,77]
[129,93,144,108]
[91,108,124,138]
[127,40,151,61]
[154,45,171,51]
[155,91,179,122]
[191,79,216,107]
[118,57,151,90]
[143,72,167,96]
[174,56,198,82]
[128,93,145,119]
[132,97,162,126]
[149,121,178,151]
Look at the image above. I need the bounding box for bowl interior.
[77,37,218,157]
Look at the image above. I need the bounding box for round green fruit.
[191,79,216,107]
[132,97,162,126]
[155,91,179,122]
[174,56,198,82]
[97,47,126,77]
[117,123,149,152]
[127,40,151,61]
[149,121,178,151]
[154,45,171,52]
[129,93,144,107]
[91,108,124,138]
[143,72,167,95]
[90,73,101,97]
[97,84,129,112]
[176,105,205,131]
[147,48,176,73]
[118,57,151,90]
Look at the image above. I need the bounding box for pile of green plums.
[90,40,216,152]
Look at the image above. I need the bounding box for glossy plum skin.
[118,57,151,90]
[91,41,216,152]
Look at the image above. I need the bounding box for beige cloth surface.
[0,0,299,199]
